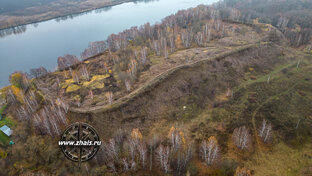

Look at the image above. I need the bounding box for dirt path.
[70,43,264,114]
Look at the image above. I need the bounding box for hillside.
[0,1,311,176]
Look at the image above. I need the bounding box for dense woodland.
[0,0,311,175]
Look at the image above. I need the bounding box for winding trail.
[250,61,308,150]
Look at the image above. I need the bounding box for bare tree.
[57,54,79,70]
[137,142,147,168]
[156,145,170,173]
[105,139,119,162]
[105,92,113,105]
[148,134,161,171]
[230,8,241,21]
[169,36,175,52]
[80,65,90,81]
[141,47,147,65]
[276,16,289,31]
[200,136,219,165]
[131,160,137,171]
[128,138,137,162]
[173,144,193,175]
[232,126,250,150]
[89,90,94,100]
[30,67,48,78]
[122,158,129,172]
[258,119,273,143]
[7,88,16,104]
[168,126,184,151]
[70,69,79,83]
[17,106,30,121]
[124,79,131,92]
[128,59,138,79]
[154,40,161,56]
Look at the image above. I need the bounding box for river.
[0,0,218,87]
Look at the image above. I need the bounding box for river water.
[0,0,218,87]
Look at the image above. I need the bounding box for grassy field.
[244,141,312,176]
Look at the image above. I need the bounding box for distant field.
[0,0,133,29]
[0,0,56,15]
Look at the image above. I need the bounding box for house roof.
[0,125,12,136]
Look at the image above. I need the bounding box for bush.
[9,72,23,88]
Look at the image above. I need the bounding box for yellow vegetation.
[208,136,218,144]
[10,86,24,103]
[10,72,24,88]
[168,126,176,138]
[175,34,183,48]
[73,95,81,102]
[131,128,143,141]
[168,126,186,145]
[66,84,81,93]
[93,82,105,89]
[0,148,7,159]
[180,131,186,144]
[61,79,75,89]
[82,74,109,88]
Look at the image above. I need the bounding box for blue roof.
[0,125,12,136]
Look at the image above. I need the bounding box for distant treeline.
[217,0,312,46]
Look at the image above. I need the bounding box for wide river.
[0,0,218,87]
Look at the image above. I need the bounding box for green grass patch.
[0,116,15,127]
[0,132,10,146]
[0,116,15,146]
[0,104,7,115]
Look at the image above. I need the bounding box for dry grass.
[244,142,312,176]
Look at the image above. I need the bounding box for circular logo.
[59,122,101,163]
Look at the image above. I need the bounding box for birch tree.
[258,119,273,143]
[232,126,250,150]
[155,145,170,173]
[200,136,219,165]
